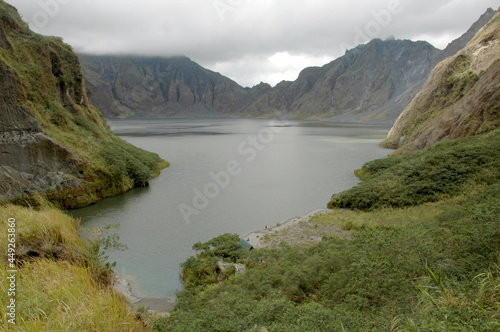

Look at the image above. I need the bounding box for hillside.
[383,9,500,153]
[0,2,167,208]
[256,39,440,123]
[438,7,497,62]
[0,2,166,329]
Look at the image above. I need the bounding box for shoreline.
[113,276,176,313]
[113,208,332,313]
[243,208,331,249]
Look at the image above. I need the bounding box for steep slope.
[0,2,166,208]
[291,39,439,122]
[383,9,500,154]
[79,54,270,118]
[438,7,497,62]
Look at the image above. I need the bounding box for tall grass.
[0,260,147,331]
[0,204,146,330]
[0,203,82,263]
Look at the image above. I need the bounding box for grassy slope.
[154,131,500,331]
[0,1,168,208]
[0,2,167,329]
[0,204,148,331]
[329,129,499,210]
[382,10,500,153]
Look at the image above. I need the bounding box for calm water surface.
[70,118,392,298]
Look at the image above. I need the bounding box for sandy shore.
[113,276,175,313]
[243,209,332,249]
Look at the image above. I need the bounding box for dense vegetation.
[152,130,500,331]
[329,129,499,210]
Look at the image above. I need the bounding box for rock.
[217,261,246,282]
[113,277,141,304]
[0,3,165,208]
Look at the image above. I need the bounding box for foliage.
[182,234,244,289]
[329,130,500,210]
[154,187,499,331]
[0,204,144,330]
[0,202,83,264]
[84,223,129,285]
[192,233,242,260]
[0,260,146,331]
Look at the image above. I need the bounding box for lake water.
[70,118,392,298]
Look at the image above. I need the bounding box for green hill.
[0,1,168,329]
[0,1,167,209]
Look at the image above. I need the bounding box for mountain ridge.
[79,8,496,124]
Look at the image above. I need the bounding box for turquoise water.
[70,118,392,298]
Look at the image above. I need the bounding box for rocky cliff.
[438,7,497,62]
[267,39,439,123]
[383,9,500,154]
[0,1,166,208]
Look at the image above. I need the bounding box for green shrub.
[329,130,500,210]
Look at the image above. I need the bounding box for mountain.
[254,39,440,123]
[79,54,270,118]
[383,8,500,154]
[0,2,166,208]
[80,9,495,124]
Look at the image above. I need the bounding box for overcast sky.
[6,0,499,87]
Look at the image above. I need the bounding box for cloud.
[6,0,498,87]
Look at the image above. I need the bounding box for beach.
[243,208,335,249]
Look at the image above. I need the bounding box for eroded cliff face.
[383,9,500,154]
[289,39,439,123]
[0,2,165,208]
[438,7,497,62]
[0,8,83,205]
